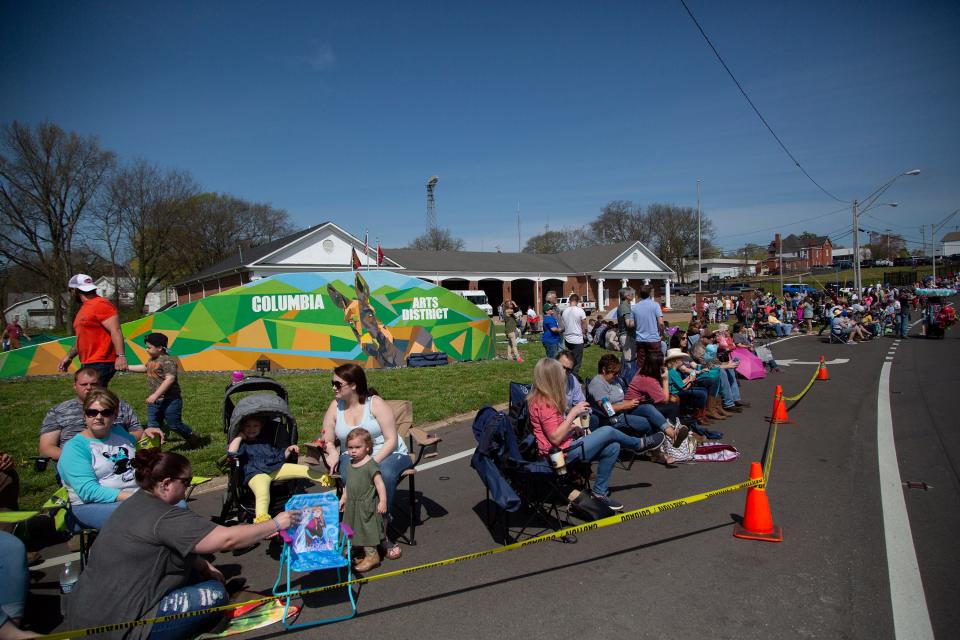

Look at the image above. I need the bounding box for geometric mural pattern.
[0,271,495,378]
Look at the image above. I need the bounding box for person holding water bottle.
[527,358,664,512]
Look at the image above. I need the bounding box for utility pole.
[697,179,702,292]
[517,201,521,253]
[852,199,861,295]
[920,226,926,257]
[777,233,784,297]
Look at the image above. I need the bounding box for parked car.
[783,283,819,295]
[672,285,696,296]
[720,283,752,295]
[875,259,894,267]
[554,296,597,313]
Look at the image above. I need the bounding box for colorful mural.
[0,271,495,378]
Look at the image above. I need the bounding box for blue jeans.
[619,358,637,389]
[678,388,708,409]
[543,342,561,359]
[626,403,670,432]
[899,313,910,337]
[147,579,229,640]
[606,412,654,436]
[339,451,414,519]
[718,368,740,407]
[0,532,27,626]
[83,361,116,387]
[564,425,647,496]
[773,323,791,337]
[71,501,123,530]
[693,370,720,397]
[147,397,194,437]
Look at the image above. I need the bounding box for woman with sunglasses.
[57,387,141,529]
[64,448,301,640]
[320,363,411,560]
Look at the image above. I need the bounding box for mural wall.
[0,271,495,378]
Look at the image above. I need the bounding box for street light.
[852,170,920,295]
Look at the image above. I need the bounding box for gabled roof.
[555,242,635,272]
[942,231,960,243]
[381,248,567,274]
[174,224,327,286]
[173,222,395,285]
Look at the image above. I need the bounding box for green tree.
[408,227,464,251]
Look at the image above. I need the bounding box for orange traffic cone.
[817,356,830,381]
[765,385,791,424]
[733,461,783,542]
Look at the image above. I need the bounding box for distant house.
[93,276,176,314]
[758,234,832,274]
[3,294,57,331]
[173,221,679,313]
[682,257,758,282]
[942,231,960,257]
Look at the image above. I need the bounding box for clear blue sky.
[2,0,958,254]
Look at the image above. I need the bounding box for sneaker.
[634,431,666,454]
[590,491,624,512]
[671,424,690,448]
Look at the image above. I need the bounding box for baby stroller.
[925,298,956,339]
[219,378,302,524]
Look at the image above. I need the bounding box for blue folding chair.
[272,492,356,629]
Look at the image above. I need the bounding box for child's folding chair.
[272,492,356,629]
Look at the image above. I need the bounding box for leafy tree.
[523,230,570,254]
[408,227,464,251]
[0,121,115,326]
[167,193,293,277]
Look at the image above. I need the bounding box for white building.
[93,276,177,314]
[3,294,57,331]
[681,257,758,282]
[941,231,960,257]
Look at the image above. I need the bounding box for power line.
[714,204,851,241]
[677,0,849,204]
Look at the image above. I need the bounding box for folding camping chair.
[272,492,356,630]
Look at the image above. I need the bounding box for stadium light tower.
[426,176,439,232]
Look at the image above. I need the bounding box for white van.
[451,290,493,316]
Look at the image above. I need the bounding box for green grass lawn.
[1,330,607,509]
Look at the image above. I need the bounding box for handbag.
[754,345,774,363]
[660,433,697,463]
[569,490,615,521]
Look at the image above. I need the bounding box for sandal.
[385,543,402,560]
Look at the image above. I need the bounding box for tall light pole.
[852,169,919,294]
[697,179,702,292]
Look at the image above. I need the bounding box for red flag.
[377,242,384,267]
[351,247,361,270]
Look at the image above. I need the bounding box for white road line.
[415,447,476,472]
[877,361,935,639]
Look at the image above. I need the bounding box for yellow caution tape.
[39,476,763,639]
[780,364,822,402]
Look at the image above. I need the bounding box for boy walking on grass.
[128,332,202,448]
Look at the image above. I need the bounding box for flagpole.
[364,229,369,271]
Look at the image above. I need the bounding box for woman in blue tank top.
[320,363,412,560]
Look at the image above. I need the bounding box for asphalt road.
[27,314,959,639]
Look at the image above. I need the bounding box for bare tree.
[588,200,655,245]
[647,203,716,280]
[108,159,200,312]
[0,122,115,326]
[168,193,293,277]
[523,230,572,254]
[408,227,465,251]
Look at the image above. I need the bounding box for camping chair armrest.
[408,428,441,466]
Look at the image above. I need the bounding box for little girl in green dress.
[340,428,387,572]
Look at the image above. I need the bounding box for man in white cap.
[58,274,128,385]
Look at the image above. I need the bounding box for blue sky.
[2,0,958,254]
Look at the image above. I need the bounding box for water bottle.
[60,560,79,613]
[601,396,616,417]
[548,446,567,476]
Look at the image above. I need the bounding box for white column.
[621,278,628,287]
[597,278,605,308]
[665,279,672,310]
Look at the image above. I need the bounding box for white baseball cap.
[68,274,97,292]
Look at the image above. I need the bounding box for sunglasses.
[84,408,116,418]
[331,380,343,390]
[175,476,193,485]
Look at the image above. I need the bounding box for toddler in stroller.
[222,391,334,524]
